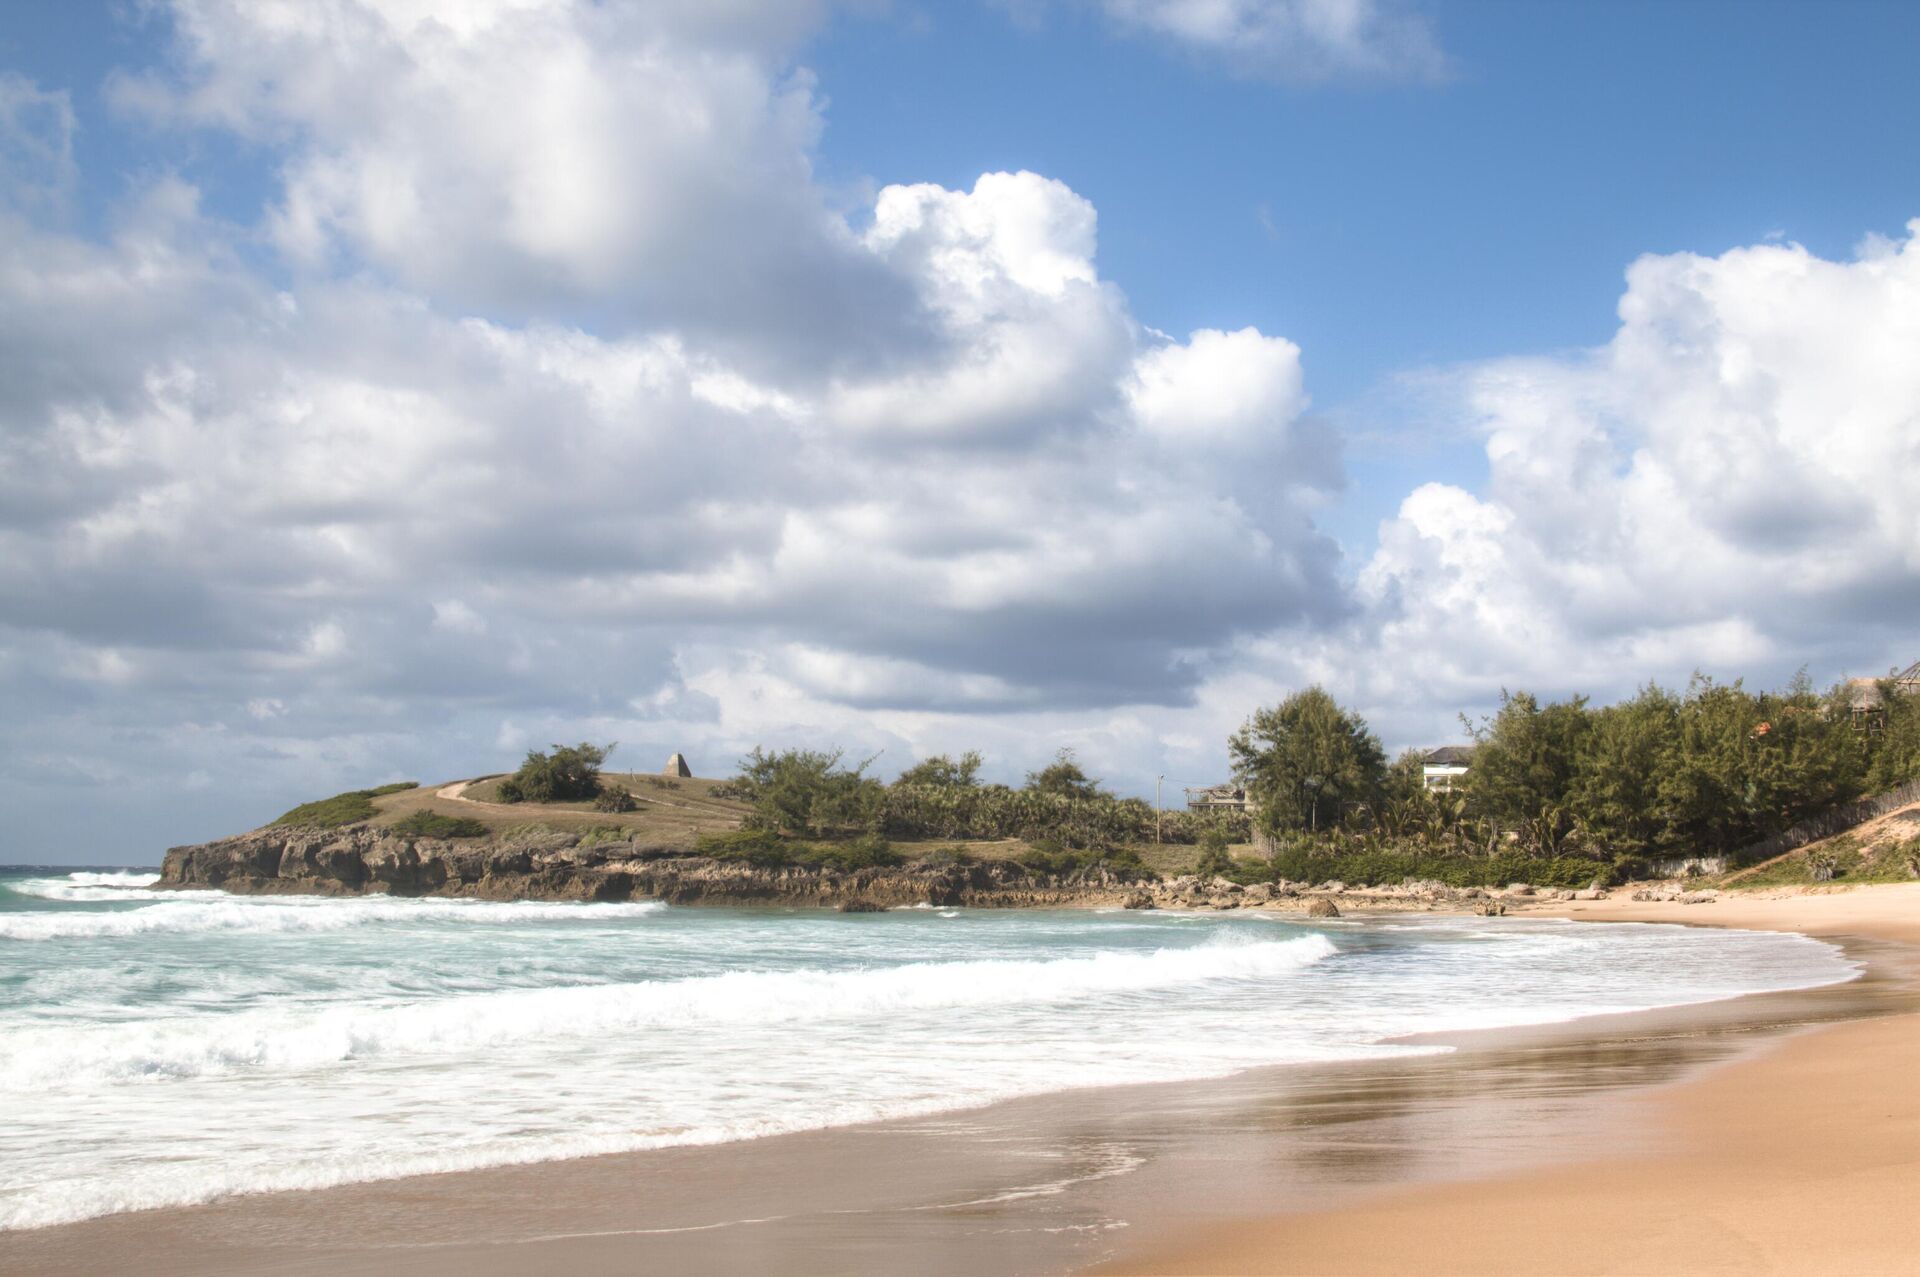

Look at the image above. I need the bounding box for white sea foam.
[0,901,1857,1236]
[0,934,1336,1087]
[0,893,667,940]
[6,871,166,903]
[61,871,161,889]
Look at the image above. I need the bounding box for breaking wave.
[0,934,1336,1087]
[0,892,668,941]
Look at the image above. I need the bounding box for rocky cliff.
[158,824,1158,909]
[157,824,1507,912]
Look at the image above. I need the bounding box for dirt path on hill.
[434,779,739,820]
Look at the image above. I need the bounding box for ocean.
[0,867,1856,1232]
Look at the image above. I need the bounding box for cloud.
[114,0,912,370]
[1346,224,1920,725]
[0,2,1345,855]
[0,74,77,217]
[1094,0,1448,83]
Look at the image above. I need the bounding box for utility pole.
[1155,775,1164,843]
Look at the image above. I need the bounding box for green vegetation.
[695,829,904,872]
[1448,674,1889,860]
[1010,838,1147,877]
[731,743,1235,849]
[271,782,418,828]
[498,743,611,804]
[1868,682,1920,791]
[895,751,984,788]
[1726,832,1920,889]
[1192,826,1235,879]
[593,785,639,813]
[733,747,885,837]
[1024,748,1108,801]
[1232,687,1386,836]
[699,665,1920,888]
[1216,672,1920,881]
[388,810,487,839]
[1264,845,1603,890]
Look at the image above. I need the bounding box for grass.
[271,782,418,828]
[694,830,904,872]
[370,773,753,848]
[1719,831,1920,889]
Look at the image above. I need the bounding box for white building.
[1421,746,1474,793]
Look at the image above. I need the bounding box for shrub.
[389,810,488,839]
[1014,839,1148,879]
[694,830,904,873]
[918,845,974,869]
[271,782,419,828]
[695,829,794,868]
[1193,827,1234,879]
[733,747,884,836]
[1266,847,1600,890]
[497,743,611,804]
[1024,748,1107,800]
[593,786,639,813]
[798,834,903,873]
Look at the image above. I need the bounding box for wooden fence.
[1730,778,1920,866]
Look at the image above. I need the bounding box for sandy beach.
[1107,883,1920,1276]
[3,885,1915,1277]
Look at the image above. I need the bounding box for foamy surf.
[0,934,1337,1086]
[0,872,1856,1233]
[0,888,668,940]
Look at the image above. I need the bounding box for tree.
[895,751,985,788]
[734,746,884,837]
[1570,685,1679,857]
[1463,691,1589,849]
[1868,680,1920,791]
[497,742,611,804]
[1025,748,1107,801]
[1193,825,1234,879]
[1231,687,1386,837]
[1383,748,1428,806]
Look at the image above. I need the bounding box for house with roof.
[1184,781,1251,812]
[1421,745,1475,793]
[1842,659,1920,731]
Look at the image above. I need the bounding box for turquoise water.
[0,868,1855,1231]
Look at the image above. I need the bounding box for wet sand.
[4,886,1916,1277]
[1108,883,1920,1276]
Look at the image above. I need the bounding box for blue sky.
[3,0,1920,859]
[805,0,1920,543]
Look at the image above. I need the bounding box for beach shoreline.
[1103,882,1920,1276]
[3,885,1915,1276]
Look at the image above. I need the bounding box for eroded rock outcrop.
[159,826,1163,910]
[158,825,1552,914]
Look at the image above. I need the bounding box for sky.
[4,0,1920,863]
